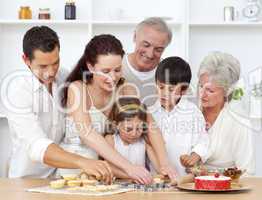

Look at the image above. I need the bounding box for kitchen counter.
[0,177,261,200]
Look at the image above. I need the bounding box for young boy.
[2,26,112,181]
[150,56,209,176]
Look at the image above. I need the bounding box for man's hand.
[180,153,201,168]
[78,159,113,184]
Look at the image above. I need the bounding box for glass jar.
[19,6,32,19]
[65,0,76,20]
[38,8,51,20]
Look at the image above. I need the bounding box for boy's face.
[23,46,60,85]
[156,81,186,109]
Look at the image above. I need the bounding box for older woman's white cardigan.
[205,103,255,175]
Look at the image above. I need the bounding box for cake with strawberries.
[194,173,231,190]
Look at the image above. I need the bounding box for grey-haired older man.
[122,17,172,107]
[121,17,178,183]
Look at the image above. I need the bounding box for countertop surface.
[0,177,261,200]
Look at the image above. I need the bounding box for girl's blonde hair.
[105,97,148,136]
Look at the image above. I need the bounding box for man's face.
[133,26,169,71]
[23,46,60,85]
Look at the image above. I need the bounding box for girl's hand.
[125,164,153,185]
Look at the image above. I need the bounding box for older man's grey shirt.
[122,55,158,107]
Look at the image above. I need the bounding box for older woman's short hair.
[198,51,241,98]
[135,17,172,44]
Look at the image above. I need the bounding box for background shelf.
[190,21,262,27]
[0,0,261,177]
[0,20,90,25]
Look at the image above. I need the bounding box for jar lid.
[66,0,75,4]
[39,8,50,11]
[20,6,30,9]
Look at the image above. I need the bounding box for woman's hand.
[125,164,153,184]
[77,158,113,184]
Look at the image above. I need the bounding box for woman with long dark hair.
[59,34,152,184]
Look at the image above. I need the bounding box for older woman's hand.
[180,153,201,168]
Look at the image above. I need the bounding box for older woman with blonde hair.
[198,51,255,175]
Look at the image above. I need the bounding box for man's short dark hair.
[23,26,60,61]
[155,56,192,91]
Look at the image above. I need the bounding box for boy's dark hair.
[23,26,60,61]
[155,56,192,91]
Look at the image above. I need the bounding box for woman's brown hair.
[61,34,125,107]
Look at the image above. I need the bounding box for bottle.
[65,0,76,20]
[19,6,32,19]
[38,8,51,20]
[224,6,235,21]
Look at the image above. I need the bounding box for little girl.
[104,97,159,179]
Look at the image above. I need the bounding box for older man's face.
[133,26,169,71]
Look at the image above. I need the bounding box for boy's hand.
[159,163,178,184]
[180,153,201,168]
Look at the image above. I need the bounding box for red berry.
[214,173,220,178]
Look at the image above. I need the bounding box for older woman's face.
[198,73,225,108]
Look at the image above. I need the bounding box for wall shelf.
[0,20,90,25]
[190,21,262,27]
[92,20,141,26]
[0,114,6,118]
[92,20,182,26]
[0,0,261,177]
[0,20,183,27]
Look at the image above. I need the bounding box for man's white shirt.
[1,68,67,178]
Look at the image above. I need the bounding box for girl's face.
[117,116,145,144]
[88,54,122,92]
[198,73,225,109]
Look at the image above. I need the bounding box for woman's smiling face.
[88,54,122,92]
